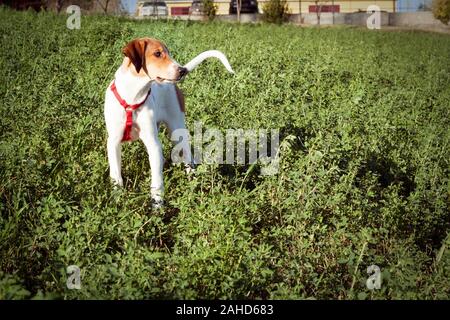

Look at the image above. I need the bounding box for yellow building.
[164,0,231,15]
[136,0,397,17]
[136,0,230,16]
[268,0,396,13]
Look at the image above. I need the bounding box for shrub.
[202,0,217,21]
[262,0,290,24]
[432,0,450,24]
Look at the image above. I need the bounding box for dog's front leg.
[107,136,123,187]
[140,125,164,209]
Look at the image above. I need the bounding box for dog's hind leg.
[168,117,196,175]
[168,86,196,174]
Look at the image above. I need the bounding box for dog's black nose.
[178,67,188,78]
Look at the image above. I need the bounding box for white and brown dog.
[104,38,233,208]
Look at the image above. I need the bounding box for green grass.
[0,7,449,299]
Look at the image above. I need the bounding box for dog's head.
[122,38,187,83]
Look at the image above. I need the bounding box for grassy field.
[0,7,449,299]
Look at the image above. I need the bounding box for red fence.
[171,7,190,16]
[309,5,340,13]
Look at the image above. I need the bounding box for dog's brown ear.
[122,39,148,74]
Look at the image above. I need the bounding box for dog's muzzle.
[177,66,188,80]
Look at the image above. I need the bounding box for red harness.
[110,80,151,142]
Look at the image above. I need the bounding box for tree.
[95,0,111,14]
[314,0,329,26]
[44,0,89,13]
[298,0,302,23]
[262,0,290,24]
[202,0,217,21]
[55,0,65,12]
[237,0,241,22]
[432,0,450,25]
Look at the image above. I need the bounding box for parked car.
[140,1,168,16]
[1,0,46,11]
[189,0,205,16]
[229,0,258,14]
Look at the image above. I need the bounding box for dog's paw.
[151,197,164,210]
[185,163,197,177]
[112,177,123,188]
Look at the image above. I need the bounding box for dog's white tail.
[184,50,235,74]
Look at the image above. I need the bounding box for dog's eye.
[154,51,161,58]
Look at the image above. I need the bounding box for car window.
[143,1,166,6]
